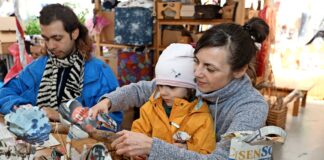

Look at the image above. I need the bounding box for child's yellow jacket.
[131,91,216,154]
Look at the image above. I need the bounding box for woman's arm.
[106,80,155,112]
[90,80,155,118]
[150,138,218,160]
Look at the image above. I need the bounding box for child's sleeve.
[131,102,153,137]
[187,114,216,154]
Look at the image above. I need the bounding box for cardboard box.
[191,32,204,42]
[98,11,115,43]
[0,31,17,43]
[180,5,195,18]
[0,17,16,31]
[162,29,182,46]
[178,36,191,44]
[222,4,236,20]
[0,42,14,54]
[0,17,17,43]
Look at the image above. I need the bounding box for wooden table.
[0,115,121,159]
[33,133,98,159]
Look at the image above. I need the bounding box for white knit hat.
[155,43,196,89]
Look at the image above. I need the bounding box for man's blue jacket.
[0,55,123,129]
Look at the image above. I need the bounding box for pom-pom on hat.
[155,43,196,89]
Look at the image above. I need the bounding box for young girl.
[131,43,215,154]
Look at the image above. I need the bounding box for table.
[271,68,319,116]
[0,115,122,159]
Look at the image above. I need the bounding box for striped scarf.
[37,51,84,109]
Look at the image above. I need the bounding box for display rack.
[94,0,246,65]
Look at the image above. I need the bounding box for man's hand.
[42,107,60,122]
[89,98,111,119]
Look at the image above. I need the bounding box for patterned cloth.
[36,51,84,109]
[4,105,51,145]
[117,49,153,86]
[114,7,153,46]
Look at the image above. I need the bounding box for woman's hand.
[111,130,153,157]
[42,107,60,122]
[89,98,111,119]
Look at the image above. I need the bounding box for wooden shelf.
[99,41,135,49]
[158,18,232,25]
[154,18,234,64]
[94,0,245,67]
[99,41,155,50]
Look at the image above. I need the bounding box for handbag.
[194,4,222,19]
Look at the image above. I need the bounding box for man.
[0,4,122,130]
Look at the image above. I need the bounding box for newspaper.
[223,126,287,160]
[0,123,16,145]
[36,134,60,150]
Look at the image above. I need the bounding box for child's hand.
[174,143,188,150]
[89,98,111,119]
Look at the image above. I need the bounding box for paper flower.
[4,106,51,145]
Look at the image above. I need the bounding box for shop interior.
[0,0,323,159]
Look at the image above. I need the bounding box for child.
[131,43,216,154]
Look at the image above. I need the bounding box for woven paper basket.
[266,106,288,129]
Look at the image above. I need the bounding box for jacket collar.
[196,74,252,104]
[149,89,209,114]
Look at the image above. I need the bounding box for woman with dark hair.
[0,4,123,131]
[90,17,270,159]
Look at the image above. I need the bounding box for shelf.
[99,41,134,49]
[158,46,172,51]
[154,18,234,64]
[98,41,155,50]
[157,18,233,25]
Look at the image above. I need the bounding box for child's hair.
[158,85,196,102]
[186,88,196,101]
[155,43,196,90]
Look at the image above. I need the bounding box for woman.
[90,17,269,159]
